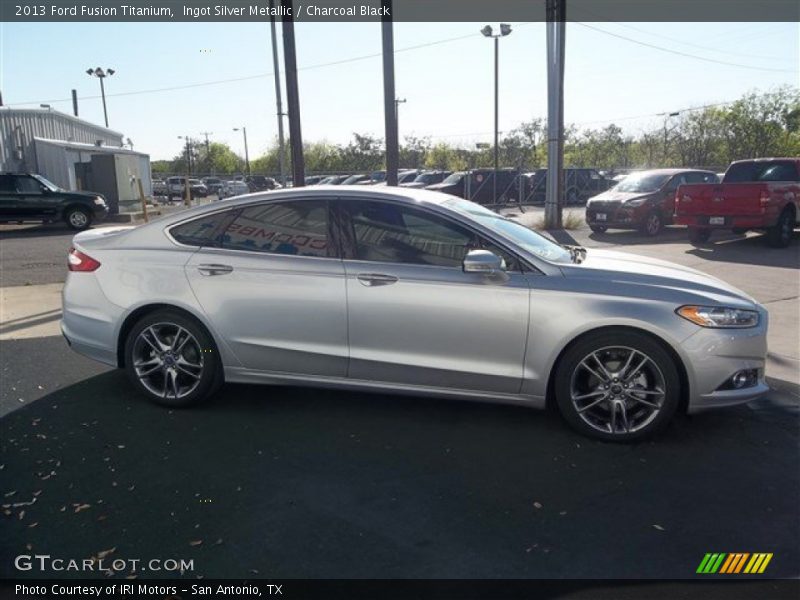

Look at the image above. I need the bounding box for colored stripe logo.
[697,553,773,574]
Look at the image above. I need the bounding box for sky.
[0,20,797,161]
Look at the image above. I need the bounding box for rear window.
[169,212,229,246]
[724,161,799,183]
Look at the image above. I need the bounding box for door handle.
[356,273,398,287]
[197,263,234,276]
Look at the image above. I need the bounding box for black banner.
[2,580,800,600]
[1,0,799,22]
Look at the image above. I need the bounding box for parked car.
[425,168,520,205]
[245,175,279,193]
[401,170,452,189]
[0,172,108,230]
[217,180,250,200]
[305,175,326,186]
[202,177,223,195]
[166,177,208,201]
[318,175,349,185]
[523,168,616,205]
[342,174,371,185]
[152,179,168,197]
[61,186,768,441]
[586,169,718,236]
[675,158,800,247]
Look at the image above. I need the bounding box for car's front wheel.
[124,310,223,408]
[554,330,680,442]
[65,207,92,231]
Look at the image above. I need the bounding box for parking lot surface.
[1,213,798,580]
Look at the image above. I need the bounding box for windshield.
[441,172,464,185]
[442,198,572,264]
[615,172,670,193]
[31,174,60,192]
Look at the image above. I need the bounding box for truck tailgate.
[676,183,764,216]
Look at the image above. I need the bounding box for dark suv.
[425,169,520,205]
[0,172,108,230]
[523,168,615,205]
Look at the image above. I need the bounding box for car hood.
[62,190,101,199]
[588,190,653,204]
[561,248,757,307]
[425,182,456,191]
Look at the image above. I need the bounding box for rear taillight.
[68,247,101,272]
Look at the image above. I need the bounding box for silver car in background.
[61,187,769,441]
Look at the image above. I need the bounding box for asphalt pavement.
[1,213,798,582]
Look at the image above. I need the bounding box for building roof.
[34,137,149,158]
[0,106,124,138]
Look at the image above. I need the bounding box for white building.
[0,107,151,214]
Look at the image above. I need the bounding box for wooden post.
[184,175,192,207]
[137,177,149,223]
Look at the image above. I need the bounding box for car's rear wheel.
[766,208,794,248]
[554,331,680,442]
[688,227,711,245]
[124,310,222,408]
[589,225,607,233]
[65,207,92,231]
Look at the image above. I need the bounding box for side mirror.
[463,249,504,275]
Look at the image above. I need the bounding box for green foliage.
[158,89,798,177]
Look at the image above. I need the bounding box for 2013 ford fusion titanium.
[61,186,769,441]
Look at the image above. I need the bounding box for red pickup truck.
[674,158,799,247]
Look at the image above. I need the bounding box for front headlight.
[93,196,106,206]
[676,305,759,328]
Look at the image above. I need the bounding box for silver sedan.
[61,186,768,441]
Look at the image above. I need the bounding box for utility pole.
[382,0,399,186]
[269,0,288,187]
[71,89,79,117]
[233,127,250,175]
[282,0,305,186]
[544,0,565,229]
[200,131,212,174]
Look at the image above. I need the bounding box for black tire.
[766,208,795,248]
[688,227,711,245]
[65,207,92,231]
[640,211,663,237]
[554,330,681,442]
[123,310,223,408]
[590,225,608,234]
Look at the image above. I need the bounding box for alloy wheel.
[132,322,204,400]
[569,346,665,435]
[645,214,661,235]
[69,211,88,228]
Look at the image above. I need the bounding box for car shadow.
[684,231,800,268]
[0,223,75,239]
[1,372,798,579]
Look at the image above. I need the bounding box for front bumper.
[586,203,644,228]
[681,310,770,412]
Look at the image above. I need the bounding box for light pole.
[177,135,193,206]
[233,127,250,176]
[394,97,406,139]
[269,0,288,187]
[661,111,680,166]
[86,67,115,128]
[481,23,511,204]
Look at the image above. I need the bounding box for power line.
[574,22,797,73]
[6,27,520,107]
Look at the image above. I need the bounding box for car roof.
[626,168,715,175]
